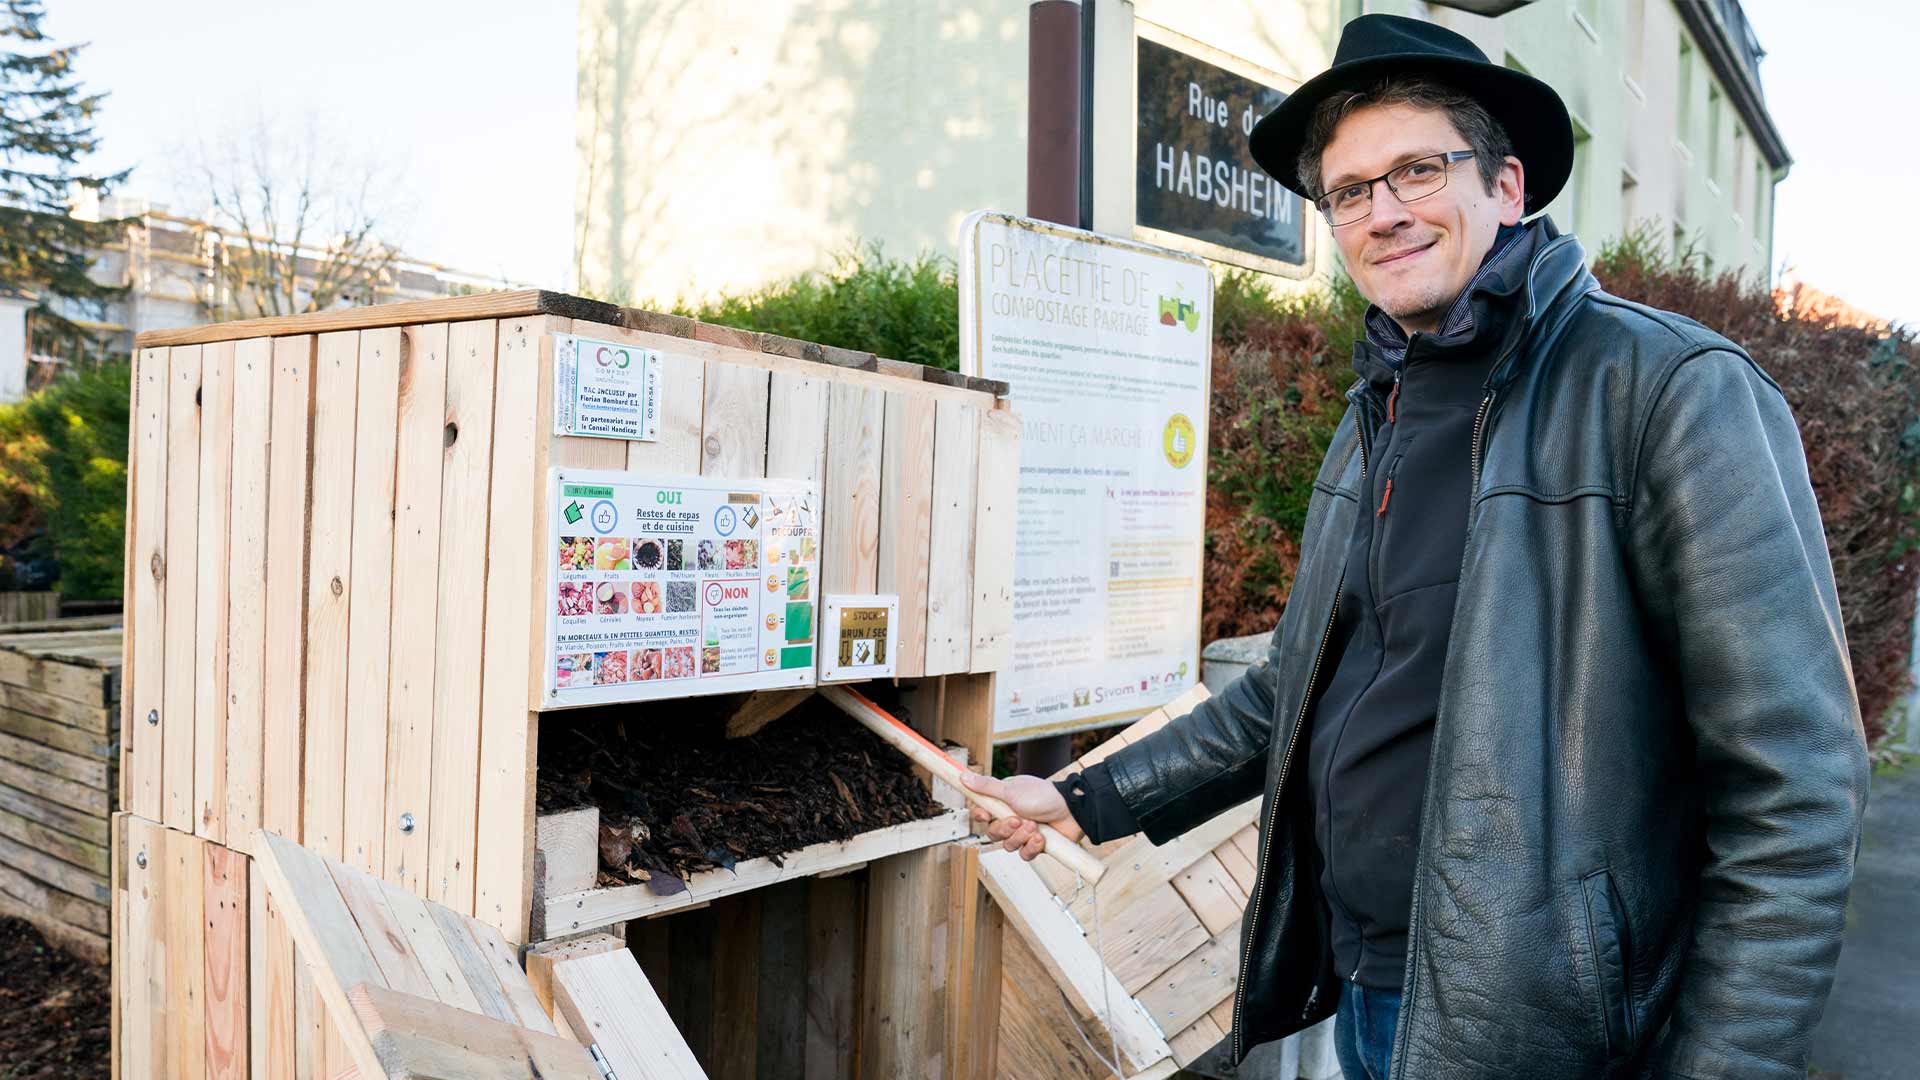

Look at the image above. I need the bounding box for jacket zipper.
[1232,571,1345,1059]
[1384,389,1495,1078]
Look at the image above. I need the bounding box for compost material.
[0,916,110,1078]
[537,694,942,891]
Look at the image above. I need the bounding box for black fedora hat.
[1249,14,1572,210]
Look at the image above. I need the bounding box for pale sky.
[55,1,1917,326]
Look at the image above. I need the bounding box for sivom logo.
[1157,295,1200,332]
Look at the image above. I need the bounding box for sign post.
[960,212,1212,741]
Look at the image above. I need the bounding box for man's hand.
[959,771,1085,861]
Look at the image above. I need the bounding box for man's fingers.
[959,770,1006,800]
[1001,819,1038,853]
[1019,829,1046,861]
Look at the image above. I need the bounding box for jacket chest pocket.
[1579,867,1637,1059]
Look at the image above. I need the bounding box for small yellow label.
[1163,413,1196,468]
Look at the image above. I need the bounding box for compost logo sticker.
[1157,295,1201,331]
[1162,413,1196,468]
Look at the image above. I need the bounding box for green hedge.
[0,360,131,600]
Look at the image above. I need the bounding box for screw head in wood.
[399,811,416,834]
[135,850,147,869]
[147,709,159,726]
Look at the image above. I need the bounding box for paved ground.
[1807,755,1920,1078]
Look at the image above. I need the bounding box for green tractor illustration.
[1157,295,1200,331]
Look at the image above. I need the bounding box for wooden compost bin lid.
[133,289,1010,398]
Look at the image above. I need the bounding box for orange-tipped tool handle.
[819,684,1107,883]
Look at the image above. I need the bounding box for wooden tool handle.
[820,684,1108,884]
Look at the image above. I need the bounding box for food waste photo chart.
[544,469,822,707]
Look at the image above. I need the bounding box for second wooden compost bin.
[111,290,1019,1078]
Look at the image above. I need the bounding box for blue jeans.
[1334,982,1401,1080]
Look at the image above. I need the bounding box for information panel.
[959,212,1212,739]
[554,332,662,441]
[543,469,820,708]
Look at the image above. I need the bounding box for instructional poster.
[543,469,821,708]
[959,212,1213,739]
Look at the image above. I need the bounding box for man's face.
[1318,102,1525,334]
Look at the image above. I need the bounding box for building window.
[1677,37,1695,147]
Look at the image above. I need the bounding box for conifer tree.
[0,0,126,359]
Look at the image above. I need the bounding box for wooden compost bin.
[0,615,121,960]
[112,290,1020,1078]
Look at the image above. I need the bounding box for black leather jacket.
[1101,223,1869,1079]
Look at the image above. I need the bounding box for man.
[962,15,1867,1080]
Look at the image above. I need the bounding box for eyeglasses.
[1314,150,1478,227]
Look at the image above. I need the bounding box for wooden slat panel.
[122,815,169,1077]
[0,830,108,903]
[193,340,236,841]
[1100,882,1211,996]
[699,360,770,479]
[163,826,207,1078]
[474,317,552,943]
[466,912,561,1035]
[0,729,107,786]
[343,326,403,876]
[367,874,482,1016]
[303,329,360,858]
[161,344,202,831]
[427,319,498,913]
[969,407,1019,672]
[765,368,829,481]
[1214,829,1258,897]
[1066,797,1257,927]
[1173,852,1248,937]
[1170,1014,1226,1067]
[877,392,935,678]
[623,339,705,475]
[225,337,274,851]
[0,756,106,814]
[822,382,883,596]
[0,855,107,935]
[0,682,114,732]
[0,698,119,758]
[0,803,108,874]
[551,948,707,1079]
[862,843,949,1079]
[0,650,115,707]
[263,335,315,842]
[293,950,319,1080]
[753,882,807,1080]
[128,345,168,822]
[923,401,979,676]
[709,892,761,1079]
[0,779,108,844]
[251,830,386,1077]
[383,322,451,893]
[203,841,249,1078]
[327,857,438,998]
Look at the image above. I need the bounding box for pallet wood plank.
[193,340,236,841]
[1169,1014,1226,1067]
[122,815,169,1077]
[923,401,978,675]
[0,777,109,845]
[0,756,107,815]
[0,702,115,758]
[133,289,615,349]
[765,368,830,482]
[303,329,361,859]
[203,841,249,1078]
[0,803,108,875]
[0,830,108,903]
[251,867,297,1080]
[861,844,947,1079]
[163,825,207,1078]
[1099,882,1212,995]
[822,382,883,597]
[370,873,483,1016]
[421,898,514,1023]
[464,911,562,1035]
[803,874,858,1079]
[0,855,108,934]
[710,892,761,1078]
[384,321,451,893]
[1215,829,1259,897]
[1173,852,1248,937]
[877,392,935,678]
[474,318,552,943]
[1067,797,1259,927]
[1133,921,1241,1039]
[326,857,438,999]
[128,345,168,821]
[0,681,113,732]
[349,981,602,1080]
[622,337,706,475]
[969,406,1019,672]
[263,335,315,842]
[425,319,499,913]
[699,359,770,480]
[551,947,708,1079]
[225,336,274,851]
[343,326,403,876]
[0,729,108,787]
[0,646,116,705]
[161,344,202,831]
